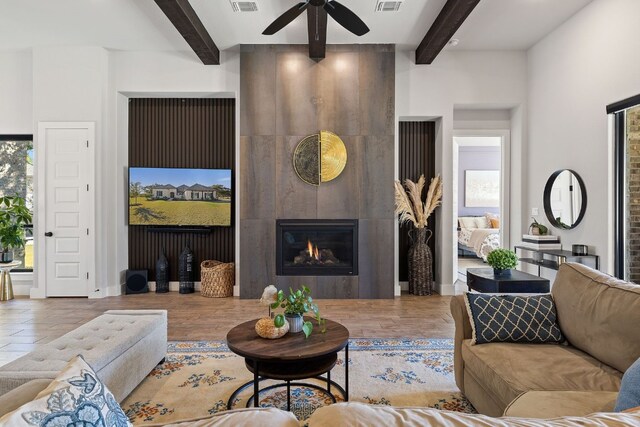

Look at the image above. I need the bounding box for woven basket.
[200,260,234,298]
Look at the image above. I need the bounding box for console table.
[467,268,550,293]
[514,246,600,277]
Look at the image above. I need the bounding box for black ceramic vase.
[156,248,169,293]
[408,227,434,296]
[179,244,195,294]
[493,268,512,277]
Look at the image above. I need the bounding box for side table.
[0,261,21,301]
[467,268,550,294]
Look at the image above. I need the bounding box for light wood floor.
[0,293,454,367]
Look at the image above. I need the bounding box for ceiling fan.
[263,0,370,59]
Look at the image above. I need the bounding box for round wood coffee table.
[226,317,349,410]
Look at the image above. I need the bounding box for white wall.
[110,49,240,296]
[527,0,640,276]
[0,50,32,134]
[396,50,528,294]
[0,50,34,291]
[30,46,110,298]
[2,46,240,296]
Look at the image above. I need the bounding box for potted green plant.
[529,217,548,235]
[266,285,325,338]
[486,248,518,277]
[0,196,32,263]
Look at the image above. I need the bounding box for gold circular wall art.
[293,131,347,186]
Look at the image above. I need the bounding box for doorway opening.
[453,132,510,284]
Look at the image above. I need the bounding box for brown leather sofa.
[451,262,640,417]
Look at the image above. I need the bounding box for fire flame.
[307,239,321,261]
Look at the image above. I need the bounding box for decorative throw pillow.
[490,218,500,228]
[464,293,564,345]
[0,355,132,426]
[615,357,640,412]
[459,217,477,229]
[474,216,491,229]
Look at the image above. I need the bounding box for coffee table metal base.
[226,344,349,411]
[226,376,347,411]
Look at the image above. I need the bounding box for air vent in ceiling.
[376,1,403,12]
[230,1,258,12]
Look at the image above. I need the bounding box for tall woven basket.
[200,260,234,298]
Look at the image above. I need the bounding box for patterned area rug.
[122,338,475,425]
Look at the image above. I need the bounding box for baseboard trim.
[11,283,31,296]
[455,282,469,294]
[29,287,45,299]
[436,283,456,296]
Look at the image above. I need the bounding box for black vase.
[156,248,169,293]
[408,227,434,296]
[179,244,195,294]
[493,268,512,277]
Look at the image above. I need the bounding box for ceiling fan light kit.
[263,0,370,59]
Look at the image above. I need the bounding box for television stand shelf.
[146,227,212,234]
[514,246,599,276]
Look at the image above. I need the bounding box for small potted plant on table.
[259,285,325,338]
[0,196,32,263]
[487,248,518,277]
[529,217,548,236]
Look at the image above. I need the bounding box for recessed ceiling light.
[376,1,403,12]
[448,38,460,47]
[230,1,258,12]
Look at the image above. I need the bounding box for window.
[610,95,640,280]
[0,135,34,272]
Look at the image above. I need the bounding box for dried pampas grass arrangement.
[394,174,443,228]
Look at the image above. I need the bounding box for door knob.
[44,232,53,237]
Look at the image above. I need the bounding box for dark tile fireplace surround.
[239,44,395,299]
[276,219,358,276]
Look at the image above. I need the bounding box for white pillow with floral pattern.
[0,355,132,427]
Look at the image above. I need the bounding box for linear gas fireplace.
[276,219,358,276]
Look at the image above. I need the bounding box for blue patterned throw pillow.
[464,293,564,345]
[0,354,132,426]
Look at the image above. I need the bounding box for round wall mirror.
[543,169,587,230]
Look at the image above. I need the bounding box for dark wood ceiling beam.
[415,0,481,65]
[307,6,327,60]
[154,0,220,65]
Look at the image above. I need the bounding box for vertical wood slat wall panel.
[128,98,235,281]
[398,121,436,282]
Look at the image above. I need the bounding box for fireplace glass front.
[276,219,358,276]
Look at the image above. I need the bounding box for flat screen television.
[128,167,232,227]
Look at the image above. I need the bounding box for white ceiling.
[0,0,593,53]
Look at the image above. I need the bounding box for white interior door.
[38,123,94,297]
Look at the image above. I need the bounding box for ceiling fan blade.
[324,0,369,36]
[262,2,309,35]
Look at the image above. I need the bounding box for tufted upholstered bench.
[0,309,167,402]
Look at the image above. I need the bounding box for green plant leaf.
[302,321,313,338]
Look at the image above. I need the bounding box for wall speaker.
[125,270,149,294]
